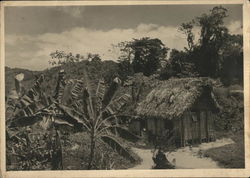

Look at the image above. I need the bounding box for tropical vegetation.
[5,6,244,170]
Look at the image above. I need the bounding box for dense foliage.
[116,37,169,79]
[160,6,243,86]
[6,66,139,170]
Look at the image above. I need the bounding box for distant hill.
[5,60,119,97]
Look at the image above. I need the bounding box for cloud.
[227,20,242,35]
[6,24,194,70]
[56,6,84,18]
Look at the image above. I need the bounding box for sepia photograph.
[1,1,250,177]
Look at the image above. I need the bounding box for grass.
[62,132,139,170]
[204,131,245,168]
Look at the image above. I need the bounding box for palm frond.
[105,94,131,115]
[71,79,84,100]
[54,117,74,127]
[96,79,106,110]
[14,100,46,118]
[54,70,66,103]
[9,74,53,128]
[57,104,91,131]
[100,135,136,162]
[81,88,90,118]
[83,68,96,119]
[10,115,43,128]
[102,77,121,109]
[109,126,140,142]
[18,74,45,107]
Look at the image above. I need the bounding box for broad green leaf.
[54,118,74,127]
[102,77,121,109]
[10,115,43,128]
[57,104,90,131]
[71,79,84,100]
[101,135,136,162]
[54,70,66,103]
[109,126,140,142]
[96,79,106,110]
[14,101,45,118]
[105,94,131,114]
[21,74,45,103]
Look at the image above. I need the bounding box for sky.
[5,5,243,70]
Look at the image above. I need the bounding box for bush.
[213,86,244,132]
[7,127,54,170]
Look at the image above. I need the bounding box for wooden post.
[181,118,185,147]
[154,118,158,146]
[205,111,209,142]
[198,111,202,143]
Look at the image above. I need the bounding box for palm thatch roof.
[136,77,220,120]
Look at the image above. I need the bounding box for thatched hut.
[134,77,220,147]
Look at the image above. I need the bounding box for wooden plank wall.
[181,110,214,146]
[171,109,216,147]
[200,111,207,140]
[207,111,216,141]
[191,112,199,143]
[173,119,181,147]
[156,119,165,136]
[141,110,215,147]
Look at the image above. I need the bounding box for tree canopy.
[117,37,169,77]
[161,6,243,85]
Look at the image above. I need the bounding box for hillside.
[5,67,39,96]
[5,60,119,97]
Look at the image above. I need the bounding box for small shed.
[134,78,220,147]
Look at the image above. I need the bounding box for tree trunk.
[51,129,63,170]
[88,132,95,170]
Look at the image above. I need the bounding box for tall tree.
[159,49,198,79]
[220,34,243,85]
[179,6,229,78]
[117,37,169,77]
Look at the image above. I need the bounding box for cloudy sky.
[5,5,242,70]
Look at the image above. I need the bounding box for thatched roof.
[136,77,220,120]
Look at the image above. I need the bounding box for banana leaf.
[102,77,121,109]
[10,115,43,128]
[57,104,90,131]
[95,79,106,112]
[105,94,131,115]
[71,79,84,100]
[109,126,140,142]
[101,135,136,162]
[54,70,66,103]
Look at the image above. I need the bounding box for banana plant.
[7,71,68,170]
[56,68,139,169]
[8,69,139,170]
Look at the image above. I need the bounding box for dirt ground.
[129,138,234,169]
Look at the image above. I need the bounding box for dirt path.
[129,138,234,169]
[129,148,154,169]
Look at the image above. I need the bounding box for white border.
[1,0,249,178]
